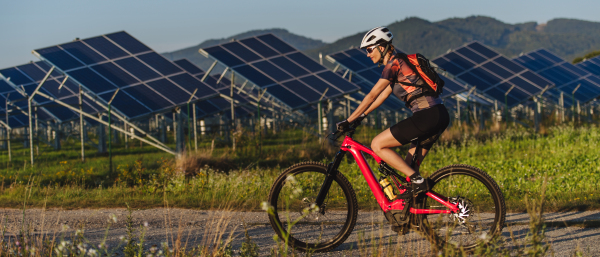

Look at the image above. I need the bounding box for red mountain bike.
[267,122,506,252]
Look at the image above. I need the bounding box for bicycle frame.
[317,134,460,215]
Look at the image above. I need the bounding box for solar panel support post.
[230,72,235,133]
[79,86,85,162]
[4,100,10,162]
[317,89,329,142]
[317,101,322,141]
[107,89,119,174]
[97,114,107,154]
[533,97,540,133]
[456,97,461,128]
[193,103,197,153]
[465,87,476,126]
[170,112,175,142]
[124,123,129,148]
[176,108,185,154]
[319,53,323,65]
[327,100,334,132]
[216,67,229,86]
[256,88,267,152]
[34,107,39,156]
[572,84,581,123]
[342,70,349,79]
[201,61,219,82]
[186,89,198,152]
[504,84,516,125]
[577,101,581,123]
[559,92,564,123]
[27,66,54,165]
[333,64,340,73]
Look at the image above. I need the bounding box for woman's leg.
[371,128,417,177]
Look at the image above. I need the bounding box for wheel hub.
[301,198,326,220]
[449,196,473,224]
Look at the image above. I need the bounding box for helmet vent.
[367,35,376,42]
[381,28,389,32]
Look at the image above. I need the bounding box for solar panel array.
[513,49,600,104]
[326,47,470,102]
[0,61,105,127]
[200,34,360,109]
[32,31,220,120]
[0,78,35,128]
[576,55,600,77]
[173,58,264,119]
[433,41,553,107]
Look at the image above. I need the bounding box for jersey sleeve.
[380,59,400,82]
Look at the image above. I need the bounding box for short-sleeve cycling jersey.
[381,55,442,112]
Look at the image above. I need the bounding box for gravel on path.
[1,208,599,256]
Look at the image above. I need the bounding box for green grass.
[0,124,599,211]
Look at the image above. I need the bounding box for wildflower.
[285,175,297,184]
[87,248,97,256]
[479,232,489,240]
[109,214,117,223]
[119,236,125,241]
[261,201,272,211]
[144,221,149,227]
[291,187,302,198]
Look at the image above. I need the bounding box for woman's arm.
[347,78,391,122]
[364,85,392,115]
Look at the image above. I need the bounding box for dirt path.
[1,208,599,256]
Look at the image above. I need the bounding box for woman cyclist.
[336,26,450,196]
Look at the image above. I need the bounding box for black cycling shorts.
[389,104,450,150]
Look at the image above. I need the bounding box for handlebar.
[328,120,362,142]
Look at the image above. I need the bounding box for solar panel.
[576,56,600,76]
[0,61,105,126]
[173,59,267,119]
[33,31,221,120]
[326,47,469,111]
[200,33,360,110]
[514,49,600,104]
[433,41,553,107]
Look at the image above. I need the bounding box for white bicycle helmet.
[360,26,394,66]
[360,26,393,49]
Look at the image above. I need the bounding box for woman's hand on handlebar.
[335,113,368,133]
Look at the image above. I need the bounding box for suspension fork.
[314,150,347,208]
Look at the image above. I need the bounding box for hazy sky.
[1,0,599,68]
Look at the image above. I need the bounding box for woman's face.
[366,45,385,63]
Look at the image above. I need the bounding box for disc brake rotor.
[449,196,474,224]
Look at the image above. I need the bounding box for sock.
[409,173,425,184]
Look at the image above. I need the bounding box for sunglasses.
[365,44,379,54]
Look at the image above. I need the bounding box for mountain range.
[163,16,600,71]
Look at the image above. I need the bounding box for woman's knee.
[371,140,383,154]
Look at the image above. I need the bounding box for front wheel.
[418,164,506,251]
[267,162,358,253]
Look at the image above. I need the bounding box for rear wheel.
[267,162,358,252]
[418,164,506,251]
